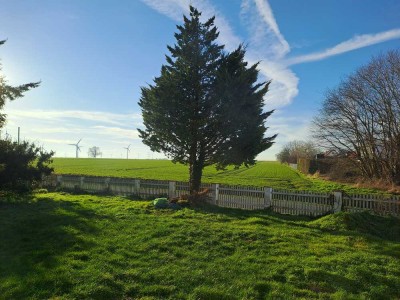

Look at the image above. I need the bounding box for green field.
[1,192,399,299]
[51,158,377,194]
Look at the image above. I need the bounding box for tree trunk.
[189,159,204,194]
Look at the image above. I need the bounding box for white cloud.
[92,125,140,140]
[140,0,185,21]
[40,138,77,145]
[254,60,299,107]
[5,108,142,127]
[240,0,298,107]
[286,29,400,66]
[252,0,290,58]
[30,127,73,134]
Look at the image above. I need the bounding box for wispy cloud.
[5,108,142,127]
[140,0,185,21]
[255,60,298,107]
[240,0,298,106]
[286,29,400,65]
[246,0,290,58]
[92,125,140,140]
[40,138,77,145]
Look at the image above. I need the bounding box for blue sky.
[0,0,399,160]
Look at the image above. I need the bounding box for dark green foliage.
[0,139,54,191]
[138,7,276,192]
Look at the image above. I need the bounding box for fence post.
[264,187,272,208]
[80,176,85,189]
[212,184,219,205]
[333,191,343,213]
[57,175,63,187]
[105,177,110,193]
[134,179,141,195]
[169,181,176,199]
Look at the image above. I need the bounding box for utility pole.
[17,127,20,144]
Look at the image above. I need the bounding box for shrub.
[0,139,54,192]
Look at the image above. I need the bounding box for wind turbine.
[123,144,131,159]
[69,138,83,158]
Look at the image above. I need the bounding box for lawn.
[51,158,377,194]
[1,192,399,299]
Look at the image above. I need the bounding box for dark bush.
[0,139,54,191]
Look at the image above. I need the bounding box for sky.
[0,0,399,160]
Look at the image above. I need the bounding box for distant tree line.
[276,140,319,164]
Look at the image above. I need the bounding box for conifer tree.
[138,7,276,193]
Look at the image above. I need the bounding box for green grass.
[1,192,400,299]
[51,158,378,194]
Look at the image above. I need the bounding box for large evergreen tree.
[138,7,276,193]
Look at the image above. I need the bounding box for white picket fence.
[44,174,400,217]
[343,193,400,216]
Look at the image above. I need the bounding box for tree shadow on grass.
[0,195,106,298]
[195,203,313,222]
[194,205,400,297]
[196,204,400,243]
[308,211,400,243]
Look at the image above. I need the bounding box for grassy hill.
[1,192,399,299]
[51,158,377,194]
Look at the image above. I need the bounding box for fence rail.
[44,174,400,217]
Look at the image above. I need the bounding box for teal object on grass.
[153,198,169,209]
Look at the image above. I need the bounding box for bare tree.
[88,146,102,158]
[313,50,400,184]
[276,140,319,164]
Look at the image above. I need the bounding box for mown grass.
[1,192,399,299]
[51,158,378,194]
